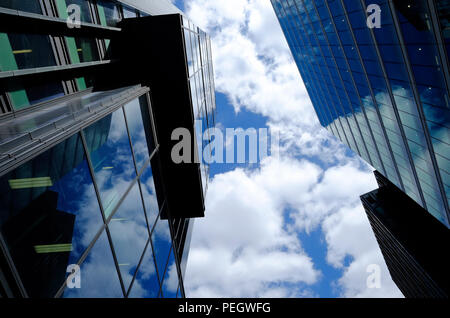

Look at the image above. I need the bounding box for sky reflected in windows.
[62,230,123,298]
[139,164,159,230]
[108,183,149,291]
[152,218,172,283]
[128,242,160,298]
[0,133,103,297]
[83,109,136,219]
[124,96,154,172]
[161,248,179,298]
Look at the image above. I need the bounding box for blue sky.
[174,0,403,298]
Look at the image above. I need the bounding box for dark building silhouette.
[361,171,449,298]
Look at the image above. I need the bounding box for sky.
[174,0,404,298]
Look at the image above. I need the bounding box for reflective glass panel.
[1,33,56,71]
[8,81,65,111]
[97,0,120,27]
[122,5,137,18]
[139,164,159,231]
[83,109,137,218]
[0,133,103,297]
[124,95,155,172]
[108,183,149,291]
[161,248,179,298]
[74,37,99,63]
[0,0,42,13]
[128,242,160,298]
[61,230,123,298]
[151,218,172,281]
[58,0,92,23]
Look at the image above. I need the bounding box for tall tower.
[271,0,450,228]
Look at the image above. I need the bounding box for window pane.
[139,164,159,230]
[108,183,149,291]
[161,248,179,298]
[97,0,120,27]
[0,133,104,297]
[122,5,137,18]
[8,81,65,111]
[56,0,92,23]
[0,0,42,14]
[74,37,99,63]
[151,218,172,282]
[83,109,137,218]
[128,242,160,298]
[62,230,123,298]
[1,33,56,71]
[124,95,155,172]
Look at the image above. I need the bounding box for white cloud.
[183,0,403,298]
[322,205,403,297]
[186,157,321,298]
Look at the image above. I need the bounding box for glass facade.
[0,90,187,298]
[272,0,450,227]
[0,0,212,298]
[0,1,149,114]
[182,16,216,195]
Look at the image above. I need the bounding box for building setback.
[271,0,450,228]
[0,0,215,298]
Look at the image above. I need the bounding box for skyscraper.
[271,0,450,228]
[0,0,215,298]
[361,170,449,298]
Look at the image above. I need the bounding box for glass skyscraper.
[0,0,215,298]
[271,0,450,228]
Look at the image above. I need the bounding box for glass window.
[56,0,92,23]
[124,95,155,172]
[139,164,159,231]
[83,109,137,218]
[8,80,65,111]
[0,0,42,14]
[128,242,160,298]
[108,183,149,291]
[184,29,194,76]
[151,218,172,282]
[0,133,104,297]
[74,37,100,63]
[161,248,179,298]
[61,230,123,298]
[97,0,120,27]
[122,5,137,18]
[0,33,56,71]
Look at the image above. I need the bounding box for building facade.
[0,0,215,298]
[271,0,450,228]
[361,171,449,298]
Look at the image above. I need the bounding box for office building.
[271,0,450,228]
[361,171,449,298]
[0,0,215,298]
